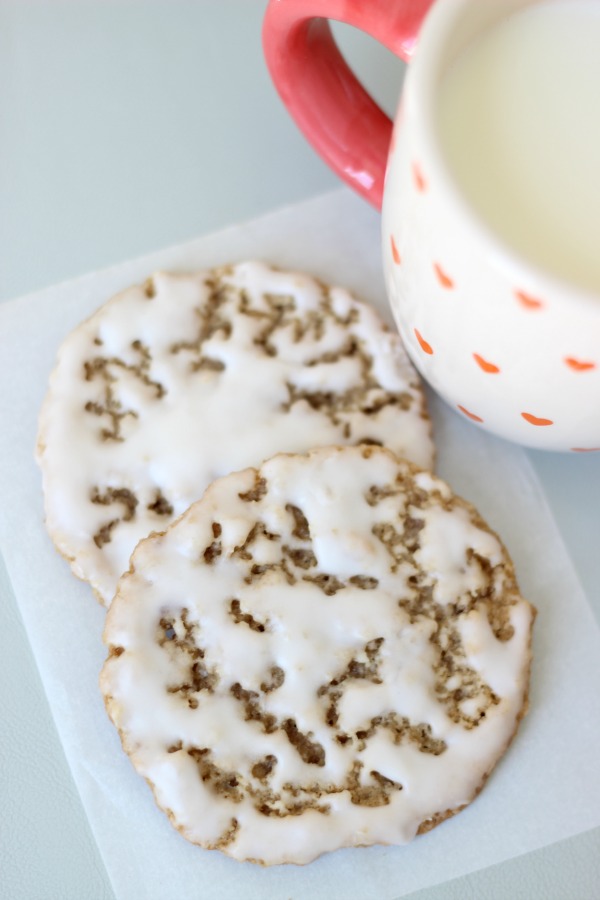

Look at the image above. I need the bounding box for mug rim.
[407,0,600,311]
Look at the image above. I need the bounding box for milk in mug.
[437,0,600,294]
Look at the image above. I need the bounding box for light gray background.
[1,2,598,898]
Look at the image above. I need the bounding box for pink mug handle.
[262,0,434,209]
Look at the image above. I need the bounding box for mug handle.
[262,0,434,209]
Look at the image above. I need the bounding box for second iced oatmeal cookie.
[36,262,433,605]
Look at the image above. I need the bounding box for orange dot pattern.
[521,412,554,427]
[473,353,500,374]
[515,290,544,310]
[386,161,600,436]
[565,357,596,372]
[412,162,427,193]
[414,328,433,355]
[433,262,454,289]
[457,405,484,424]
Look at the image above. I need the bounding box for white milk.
[437,0,600,293]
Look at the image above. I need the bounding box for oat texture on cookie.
[100,445,535,866]
[36,262,433,605]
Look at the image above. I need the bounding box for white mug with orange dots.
[263,0,600,452]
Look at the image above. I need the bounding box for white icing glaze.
[37,262,433,604]
[101,446,534,865]
[414,505,503,605]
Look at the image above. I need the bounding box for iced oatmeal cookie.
[100,445,534,865]
[36,263,433,605]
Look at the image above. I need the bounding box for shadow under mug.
[263,0,600,453]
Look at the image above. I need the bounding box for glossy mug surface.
[263,0,600,451]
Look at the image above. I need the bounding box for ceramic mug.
[263,0,600,452]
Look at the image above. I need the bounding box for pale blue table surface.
[1,3,598,898]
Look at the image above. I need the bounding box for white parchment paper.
[0,189,599,900]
